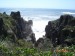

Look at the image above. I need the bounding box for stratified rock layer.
[0,11,36,43]
[45,15,75,46]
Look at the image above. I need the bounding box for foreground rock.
[45,15,75,46]
[0,11,36,44]
[35,37,52,51]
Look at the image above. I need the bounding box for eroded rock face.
[45,15,75,46]
[10,11,36,43]
[35,38,44,47]
[0,18,4,35]
[10,11,21,19]
[58,15,73,26]
[0,18,7,38]
[0,11,36,43]
[45,21,53,38]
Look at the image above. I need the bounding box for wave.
[62,12,75,15]
[23,15,59,21]
[23,15,60,40]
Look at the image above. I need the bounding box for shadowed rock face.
[0,18,7,38]
[0,11,36,43]
[45,15,75,46]
[35,38,44,47]
[45,21,53,38]
[10,11,21,19]
[58,15,73,26]
[10,11,36,43]
[0,18,4,35]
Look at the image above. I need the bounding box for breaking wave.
[62,12,75,15]
[23,15,59,40]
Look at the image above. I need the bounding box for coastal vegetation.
[0,11,75,56]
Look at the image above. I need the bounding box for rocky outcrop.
[35,37,53,51]
[45,15,75,46]
[0,18,4,35]
[10,11,36,43]
[0,18,7,39]
[0,11,36,43]
[35,38,44,47]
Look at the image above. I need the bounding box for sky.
[0,0,75,9]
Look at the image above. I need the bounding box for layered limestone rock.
[45,15,75,46]
[0,11,36,43]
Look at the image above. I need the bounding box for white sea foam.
[32,20,49,40]
[23,15,59,40]
[62,12,75,15]
[23,15,59,21]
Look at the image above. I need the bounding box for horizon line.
[0,7,75,10]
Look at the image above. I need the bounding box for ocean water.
[0,8,75,40]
